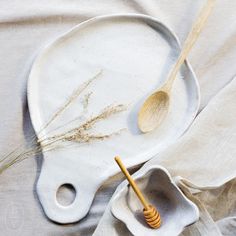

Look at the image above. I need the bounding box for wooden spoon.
[138,0,215,133]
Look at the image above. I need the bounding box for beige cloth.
[0,0,236,235]
[94,77,236,236]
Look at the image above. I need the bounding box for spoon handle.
[166,0,216,90]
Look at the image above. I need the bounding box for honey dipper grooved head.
[143,205,161,229]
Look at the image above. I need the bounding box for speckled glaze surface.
[111,165,199,236]
[27,14,200,223]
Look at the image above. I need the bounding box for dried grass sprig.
[39,70,102,135]
[64,129,125,143]
[0,72,100,173]
[83,92,93,110]
[0,143,60,175]
[0,70,128,175]
[39,104,126,147]
[0,145,40,174]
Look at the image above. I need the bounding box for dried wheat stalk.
[39,70,102,135]
[39,104,127,147]
[0,71,126,174]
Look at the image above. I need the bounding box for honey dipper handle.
[115,156,149,210]
[166,0,216,89]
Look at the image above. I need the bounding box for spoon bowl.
[138,91,169,133]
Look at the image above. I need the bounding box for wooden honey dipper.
[115,156,161,229]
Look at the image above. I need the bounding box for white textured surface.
[27,14,199,223]
[1,1,236,235]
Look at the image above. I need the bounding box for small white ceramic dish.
[27,14,200,223]
[111,165,199,236]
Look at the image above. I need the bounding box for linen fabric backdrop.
[0,0,235,235]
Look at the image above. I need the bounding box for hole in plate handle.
[56,184,76,207]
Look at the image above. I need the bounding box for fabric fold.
[94,77,236,235]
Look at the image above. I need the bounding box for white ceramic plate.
[27,14,200,223]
